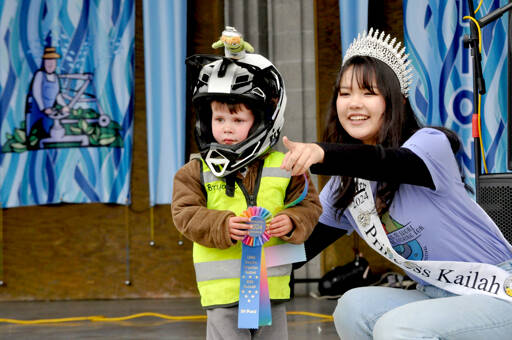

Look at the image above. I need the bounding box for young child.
[172,29,322,340]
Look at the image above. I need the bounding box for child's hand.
[229,216,252,241]
[267,215,293,238]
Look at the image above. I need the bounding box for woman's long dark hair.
[324,56,422,218]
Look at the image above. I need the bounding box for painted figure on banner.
[25,47,70,141]
[2,46,123,152]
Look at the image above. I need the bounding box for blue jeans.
[333,284,512,339]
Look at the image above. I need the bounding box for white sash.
[348,179,512,302]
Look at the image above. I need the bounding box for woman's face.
[336,66,386,145]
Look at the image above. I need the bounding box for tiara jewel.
[343,28,414,97]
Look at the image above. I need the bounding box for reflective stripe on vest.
[193,151,292,307]
[194,260,291,282]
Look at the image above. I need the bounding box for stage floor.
[0,296,339,339]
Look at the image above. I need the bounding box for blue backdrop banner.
[142,0,187,206]
[0,0,134,208]
[404,0,509,192]
[339,0,369,56]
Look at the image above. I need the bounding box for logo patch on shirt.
[382,212,425,261]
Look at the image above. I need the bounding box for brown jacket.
[171,152,322,249]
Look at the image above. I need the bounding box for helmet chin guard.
[205,149,231,177]
[187,38,287,178]
[204,139,263,177]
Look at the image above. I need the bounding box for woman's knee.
[334,287,368,320]
[334,286,427,339]
[372,315,397,340]
[333,287,376,337]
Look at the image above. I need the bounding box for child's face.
[211,101,254,145]
[336,66,386,145]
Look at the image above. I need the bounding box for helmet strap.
[225,174,236,197]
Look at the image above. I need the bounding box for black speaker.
[477,174,512,244]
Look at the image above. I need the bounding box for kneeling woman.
[281,29,512,340]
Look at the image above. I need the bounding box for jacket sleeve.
[171,160,236,249]
[276,171,322,244]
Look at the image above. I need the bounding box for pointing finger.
[282,136,296,151]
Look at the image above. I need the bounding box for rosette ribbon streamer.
[238,206,273,328]
[238,174,308,329]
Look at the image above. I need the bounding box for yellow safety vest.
[193,151,292,308]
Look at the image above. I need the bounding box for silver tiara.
[343,28,414,97]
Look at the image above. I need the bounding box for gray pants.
[206,303,288,340]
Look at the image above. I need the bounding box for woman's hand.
[228,216,252,241]
[280,136,325,176]
[267,214,293,238]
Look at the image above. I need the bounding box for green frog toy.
[212,26,254,59]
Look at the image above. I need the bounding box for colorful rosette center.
[241,206,272,247]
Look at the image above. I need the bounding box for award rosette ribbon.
[238,206,273,329]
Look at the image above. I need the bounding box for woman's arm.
[292,221,347,269]
[311,143,435,189]
[280,137,434,189]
